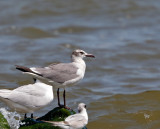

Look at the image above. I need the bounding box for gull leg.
[24,113,27,119]
[57,88,61,107]
[63,89,66,107]
[63,89,71,110]
[31,113,33,118]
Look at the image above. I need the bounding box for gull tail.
[15,65,42,76]
[42,120,69,127]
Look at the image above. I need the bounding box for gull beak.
[85,54,95,58]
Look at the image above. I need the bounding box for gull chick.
[0,80,54,118]
[43,103,88,129]
[16,49,95,109]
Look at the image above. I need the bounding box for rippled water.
[0,0,160,128]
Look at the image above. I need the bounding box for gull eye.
[84,105,87,108]
[80,52,84,54]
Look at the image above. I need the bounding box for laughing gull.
[43,103,88,129]
[0,80,54,118]
[16,49,95,109]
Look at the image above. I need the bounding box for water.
[0,0,160,128]
[0,108,22,129]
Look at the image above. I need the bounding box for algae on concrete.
[0,112,10,129]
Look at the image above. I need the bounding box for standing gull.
[16,49,95,109]
[43,103,88,129]
[0,80,54,118]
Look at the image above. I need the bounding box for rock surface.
[19,107,87,129]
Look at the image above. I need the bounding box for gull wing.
[65,114,87,128]
[31,63,79,83]
[6,83,51,107]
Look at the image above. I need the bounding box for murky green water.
[0,0,160,128]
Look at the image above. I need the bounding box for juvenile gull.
[43,103,88,129]
[16,49,95,109]
[0,80,54,118]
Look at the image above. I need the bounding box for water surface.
[0,0,160,128]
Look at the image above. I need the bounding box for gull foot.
[58,104,72,110]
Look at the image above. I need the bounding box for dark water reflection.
[0,0,160,128]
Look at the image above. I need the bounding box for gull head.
[78,103,87,113]
[72,49,95,60]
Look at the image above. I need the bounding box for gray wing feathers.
[33,63,79,83]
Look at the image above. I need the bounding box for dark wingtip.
[15,65,43,77]
[15,65,31,72]
[15,65,23,69]
[15,65,19,68]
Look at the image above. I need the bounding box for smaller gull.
[16,49,95,109]
[0,80,54,118]
[43,103,88,129]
